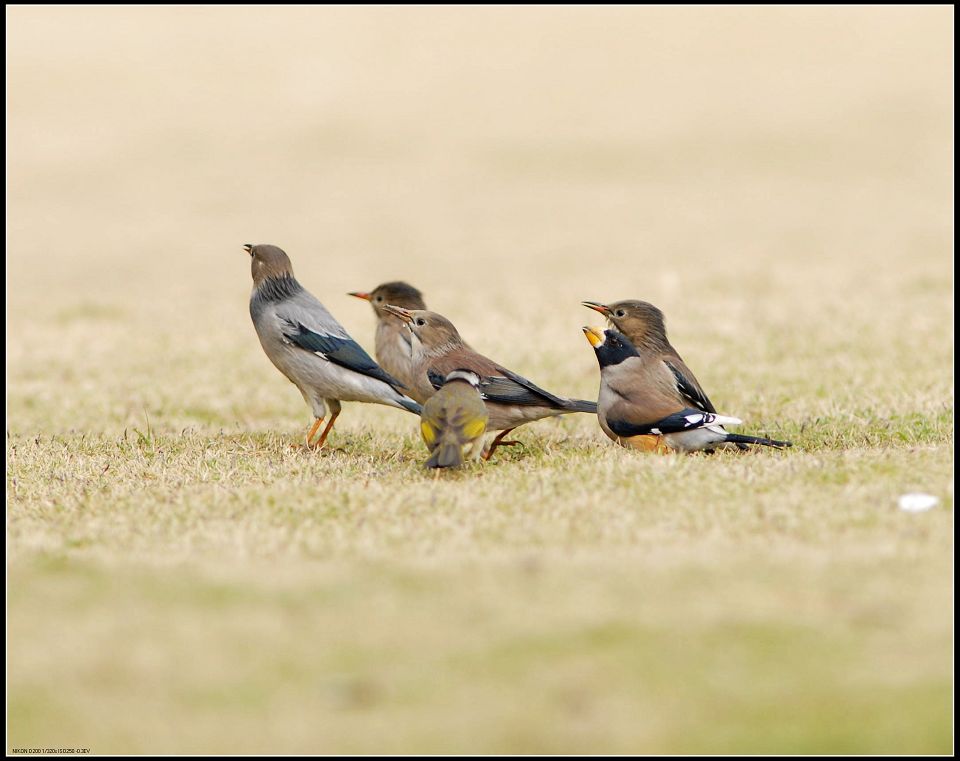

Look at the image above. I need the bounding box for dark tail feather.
[397,396,422,415]
[724,433,792,449]
[562,398,598,414]
[426,441,463,469]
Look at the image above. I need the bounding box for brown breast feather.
[604,356,686,427]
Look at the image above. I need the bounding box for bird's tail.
[426,440,463,469]
[723,433,792,449]
[562,398,598,414]
[395,395,422,415]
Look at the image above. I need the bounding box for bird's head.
[382,306,462,352]
[245,244,294,286]
[582,299,667,347]
[582,326,640,368]
[349,281,426,317]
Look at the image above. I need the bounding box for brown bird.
[383,305,597,459]
[349,282,427,392]
[582,325,791,453]
[582,300,716,415]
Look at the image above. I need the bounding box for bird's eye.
[375,296,383,303]
[615,310,626,318]
[416,318,426,326]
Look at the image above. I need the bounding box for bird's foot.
[482,434,524,461]
[303,417,325,449]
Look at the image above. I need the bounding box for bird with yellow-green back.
[420,370,488,468]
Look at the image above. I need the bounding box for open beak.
[383,304,414,323]
[582,326,605,348]
[243,244,253,255]
[348,291,371,301]
[581,301,611,316]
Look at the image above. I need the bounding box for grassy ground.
[6,6,953,754]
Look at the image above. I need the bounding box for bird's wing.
[663,357,716,414]
[488,365,572,407]
[445,400,488,441]
[277,290,353,339]
[426,369,447,391]
[424,347,581,409]
[420,418,439,448]
[279,318,405,389]
[464,370,565,408]
[423,353,560,407]
[420,393,486,449]
[607,408,741,438]
[426,365,563,407]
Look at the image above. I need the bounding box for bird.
[582,325,791,453]
[419,369,489,468]
[347,282,428,392]
[382,305,597,459]
[581,299,716,414]
[245,244,421,449]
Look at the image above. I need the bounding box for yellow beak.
[582,326,605,348]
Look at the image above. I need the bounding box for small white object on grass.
[898,493,939,512]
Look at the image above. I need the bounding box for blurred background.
[6,6,953,754]
[7,5,952,435]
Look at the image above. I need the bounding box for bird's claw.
[482,439,525,461]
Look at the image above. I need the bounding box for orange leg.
[305,417,324,448]
[482,428,523,461]
[311,408,341,450]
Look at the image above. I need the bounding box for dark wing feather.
[479,365,570,408]
[664,358,716,414]
[281,320,404,389]
[608,408,717,438]
[427,369,446,391]
[426,349,590,410]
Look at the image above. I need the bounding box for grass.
[6,5,954,754]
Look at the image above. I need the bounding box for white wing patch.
[711,414,742,427]
[679,412,742,431]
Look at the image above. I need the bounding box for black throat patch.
[595,329,640,368]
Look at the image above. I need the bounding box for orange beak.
[581,301,611,316]
[348,291,371,301]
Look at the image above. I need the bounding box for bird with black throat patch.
[582,325,791,453]
[582,299,717,414]
[245,244,421,449]
[383,305,597,460]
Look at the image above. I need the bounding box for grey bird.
[348,282,428,393]
[583,326,791,453]
[245,244,421,449]
[383,305,598,460]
